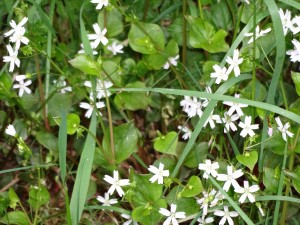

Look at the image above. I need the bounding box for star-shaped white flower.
[3,45,20,72]
[198,159,219,179]
[159,204,186,225]
[180,96,203,118]
[244,26,271,44]
[279,8,295,35]
[238,116,259,137]
[121,214,138,225]
[210,64,228,84]
[234,180,259,203]
[220,112,239,133]
[90,0,109,10]
[286,39,300,63]
[275,117,294,141]
[163,55,179,69]
[291,16,300,34]
[88,23,109,48]
[78,43,98,55]
[103,170,130,197]
[223,94,248,117]
[107,42,124,55]
[96,192,118,206]
[214,206,238,225]
[148,163,169,184]
[9,29,29,50]
[226,49,243,77]
[79,99,105,118]
[178,125,192,140]
[197,189,216,216]
[12,78,32,97]
[217,165,244,191]
[204,112,221,129]
[4,17,28,38]
[84,79,113,99]
[5,124,17,137]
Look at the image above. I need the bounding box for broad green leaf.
[181,176,203,197]
[129,22,165,54]
[114,82,151,110]
[209,0,233,30]
[291,71,300,96]
[236,151,258,172]
[47,93,72,119]
[184,142,209,168]
[187,16,229,53]
[8,188,19,209]
[36,131,58,153]
[103,61,122,85]
[0,193,9,217]
[102,122,139,164]
[264,133,286,155]
[27,186,50,210]
[153,131,178,155]
[242,80,267,101]
[98,8,123,37]
[0,211,30,225]
[168,18,183,45]
[54,113,81,135]
[263,167,280,194]
[0,73,12,99]
[69,54,100,75]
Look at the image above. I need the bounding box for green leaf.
[242,80,267,101]
[181,176,203,197]
[27,186,50,209]
[69,54,100,75]
[114,82,151,110]
[129,22,165,54]
[153,131,178,155]
[284,166,300,194]
[54,113,81,135]
[187,16,229,53]
[36,131,58,153]
[0,73,12,99]
[132,201,166,225]
[102,122,139,164]
[47,93,73,119]
[263,167,280,193]
[103,61,122,85]
[0,211,30,225]
[236,151,258,172]
[98,8,123,37]
[291,71,300,96]
[183,142,209,168]
[8,188,19,209]
[264,133,286,155]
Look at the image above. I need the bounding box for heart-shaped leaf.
[153,131,178,155]
[236,151,258,171]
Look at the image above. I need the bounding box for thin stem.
[182,0,187,68]
[251,0,257,102]
[142,0,150,21]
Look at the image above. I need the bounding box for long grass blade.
[58,110,67,182]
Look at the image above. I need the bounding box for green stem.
[142,0,150,21]
[182,0,187,68]
[251,1,257,102]
[197,0,203,20]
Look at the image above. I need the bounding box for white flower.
[210,65,228,84]
[219,112,239,133]
[3,45,20,72]
[88,23,109,48]
[214,206,238,225]
[159,204,186,225]
[291,16,300,34]
[13,78,32,97]
[121,214,138,225]
[4,17,28,38]
[148,163,169,184]
[163,55,179,69]
[178,125,192,140]
[238,116,259,137]
[198,159,219,179]
[180,96,203,118]
[103,170,130,197]
[5,124,17,137]
[9,29,29,50]
[234,180,259,203]
[84,79,113,99]
[286,39,300,63]
[279,8,295,35]
[203,112,221,129]
[226,49,243,77]
[197,189,216,216]
[223,94,248,117]
[217,165,244,191]
[96,192,118,206]
[78,43,98,55]
[107,42,124,55]
[53,79,72,94]
[197,216,214,225]
[90,0,109,10]
[275,117,294,141]
[244,26,271,44]
[79,100,105,118]
[210,191,225,207]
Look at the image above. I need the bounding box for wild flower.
[198,159,219,179]
[53,79,72,94]
[178,125,192,140]
[214,206,239,225]
[3,45,20,72]
[210,65,228,84]
[12,77,32,97]
[197,189,217,216]
[244,26,271,44]
[286,39,300,63]
[4,17,28,39]
[78,43,98,55]
[275,117,294,141]
[238,116,259,137]
[90,0,109,10]
[180,96,203,118]
[203,112,221,129]
[197,216,214,225]
[163,55,179,69]
[79,96,105,118]
[217,165,244,191]
[223,94,248,117]
[234,180,260,203]
[103,170,130,197]
[5,124,17,137]
[107,42,124,55]
[159,204,186,225]
[96,192,118,206]
[226,49,243,77]
[148,163,169,184]
[84,79,113,99]
[279,8,295,35]
[88,23,109,48]
[219,112,239,133]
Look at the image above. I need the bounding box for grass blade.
[58,110,67,182]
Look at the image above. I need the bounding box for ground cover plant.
[1,0,300,224]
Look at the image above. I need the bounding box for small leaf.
[98,8,123,37]
[27,186,50,210]
[8,188,19,209]
[236,151,258,171]
[153,131,178,155]
[36,131,58,153]
[54,113,81,135]
[0,211,30,225]
[291,71,300,96]
[69,54,100,75]
[263,167,280,194]
[181,176,203,197]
